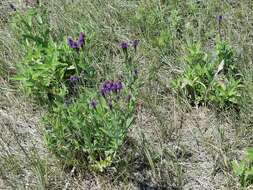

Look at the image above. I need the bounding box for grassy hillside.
[1,0,253,189]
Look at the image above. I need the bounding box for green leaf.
[246,148,253,161]
[232,160,245,176]
[126,116,134,129]
[67,65,76,70]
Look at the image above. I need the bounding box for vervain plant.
[13,8,97,103]
[12,4,141,172]
[15,33,95,104]
[44,40,141,172]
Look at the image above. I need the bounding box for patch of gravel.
[179,107,237,190]
[0,91,45,189]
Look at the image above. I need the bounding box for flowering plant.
[67,32,85,51]
[15,31,96,104]
[44,38,141,171]
[13,2,142,172]
[45,79,137,171]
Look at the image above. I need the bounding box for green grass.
[1,0,253,189]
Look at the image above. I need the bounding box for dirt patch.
[179,108,237,190]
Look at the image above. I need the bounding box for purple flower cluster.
[90,99,97,109]
[120,42,129,50]
[100,80,123,97]
[218,15,223,23]
[90,80,134,111]
[120,39,139,51]
[126,94,132,102]
[67,32,85,51]
[69,75,79,82]
[131,39,139,50]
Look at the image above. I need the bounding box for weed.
[233,148,253,188]
[172,40,242,109]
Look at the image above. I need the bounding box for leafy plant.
[172,41,242,108]
[12,5,141,172]
[44,81,137,171]
[216,40,236,75]
[172,43,214,105]
[232,148,253,188]
[11,7,50,48]
[44,41,141,172]
[209,78,242,108]
[16,35,96,103]
[12,8,96,104]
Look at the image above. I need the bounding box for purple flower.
[101,81,110,96]
[90,99,97,109]
[67,37,74,46]
[67,32,86,51]
[108,101,113,110]
[133,69,138,77]
[120,42,129,50]
[69,75,79,82]
[77,32,85,48]
[67,38,79,50]
[111,82,117,92]
[100,80,123,96]
[116,81,123,92]
[126,94,132,102]
[131,39,139,50]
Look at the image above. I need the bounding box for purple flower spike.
[111,82,117,92]
[126,94,132,102]
[67,37,74,47]
[73,42,79,50]
[77,32,85,48]
[100,80,123,96]
[67,32,85,51]
[116,81,123,92]
[90,99,97,109]
[108,101,113,110]
[70,75,79,82]
[120,42,129,50]
[67,38,79,50]
[132,39,139,50]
